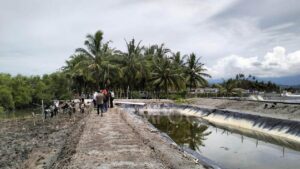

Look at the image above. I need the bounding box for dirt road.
[65,109,166,169]
[63,108,203,169]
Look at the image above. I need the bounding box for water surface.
[147,114,300,169]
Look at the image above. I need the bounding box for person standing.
[80,98,85,113]
[102,89,108,112]
[93,91,98,108]
[109,90,115,108]
[96,90,104,116]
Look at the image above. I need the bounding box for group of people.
[44,101,59,119]
[43,89,115,118]
[44,98,91,119]
[93,89,114,116]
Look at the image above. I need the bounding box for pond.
[146,114,300,169]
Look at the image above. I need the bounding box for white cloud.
[0,0,239,75]
[208,46,300,78]
[0,0,300,80]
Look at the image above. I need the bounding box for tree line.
[213,74,280,96]
[62,30,211,98]
[0,30,211,112]
[0,30,282,112]
[0,73,71,111]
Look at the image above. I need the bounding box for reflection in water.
[145,114,300,169]
[147,115,211,151]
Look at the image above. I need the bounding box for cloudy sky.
[1,0,300,84]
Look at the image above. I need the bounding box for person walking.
[96,90,104,116]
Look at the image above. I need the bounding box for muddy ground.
[0,111,87,169]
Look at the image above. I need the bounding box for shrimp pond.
[144,114,300,169]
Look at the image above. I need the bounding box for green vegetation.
[0,73,71,112]
[0,30,282,111]
[63,30,211,98]
[185,53,211,91]
[0,30,210,111]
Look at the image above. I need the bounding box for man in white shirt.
[93,91,98,108]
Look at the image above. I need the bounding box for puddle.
[145,114,300,169]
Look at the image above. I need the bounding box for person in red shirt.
[102,89,109,112]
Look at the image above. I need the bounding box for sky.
[1,0,300,84]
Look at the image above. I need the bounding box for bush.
[59,93,72,100]
[131,91,141,99]
[159,91,187,100]
[0,85,15,110]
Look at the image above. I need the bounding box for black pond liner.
[119,102,300,140]
[153,103,300,137]
[119,102,300,169]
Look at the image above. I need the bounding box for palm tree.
[155,43,170,58]
[171,51,186,67]
[216,79,242,96]
[119,39,148,96]
[63,54,90,94]
[184,53,211,91]
[75,30,114,89]
[151,58,184,96]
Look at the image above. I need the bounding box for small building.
[190,88,219,94]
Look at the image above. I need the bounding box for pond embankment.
[66,108,204,169]
[116,98,300,146]
[116,98,300,121]
[186,98,300,121]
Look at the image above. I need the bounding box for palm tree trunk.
[165,83,168,98]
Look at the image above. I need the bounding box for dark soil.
[0,111,87,169]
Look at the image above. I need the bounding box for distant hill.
[209,74,300,86]
[257,75,300,86]
[280,84,300,89]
